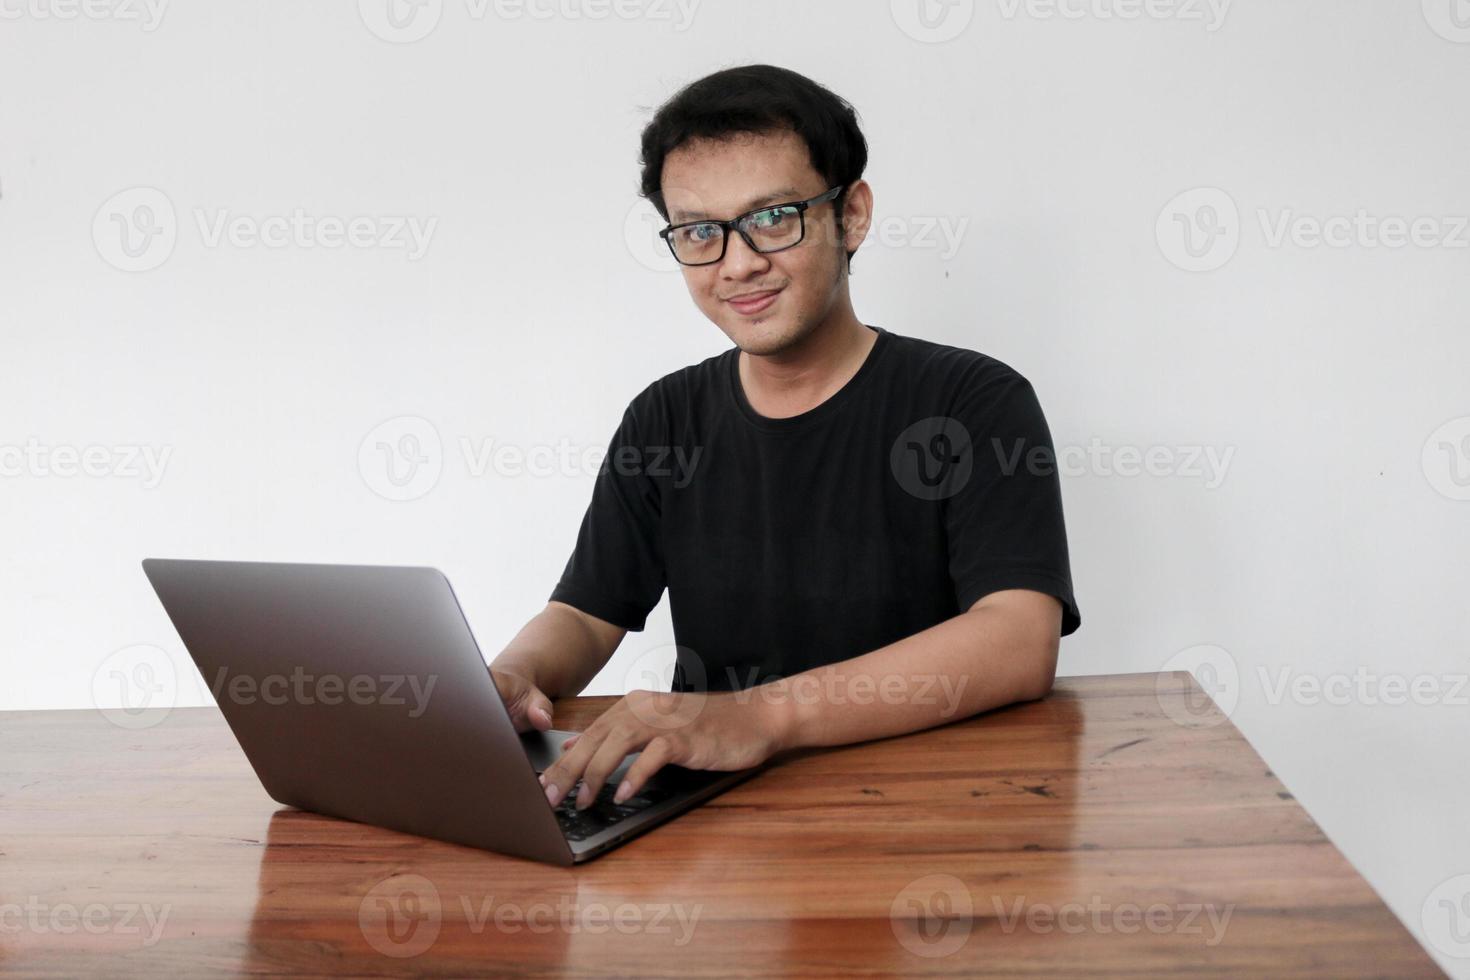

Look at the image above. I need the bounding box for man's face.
[660,129,852,357]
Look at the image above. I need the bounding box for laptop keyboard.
[553,780,675,842]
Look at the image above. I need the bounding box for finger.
[527,688,554,732]
[560,734,579,751]
[538,725,605,807]
[576,729,647,810]
[613,735,679,805]
[491,670,538,733]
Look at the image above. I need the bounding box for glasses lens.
[669,222,724,265]
[744,206,803,251]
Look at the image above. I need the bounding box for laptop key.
[554,779,671,839]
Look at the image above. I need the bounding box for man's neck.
[738,311,877,420]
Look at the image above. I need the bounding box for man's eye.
[751,208,790,229]
[678,224,719,243]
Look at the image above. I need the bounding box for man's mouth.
[726,288,782,316]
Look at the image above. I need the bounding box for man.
[491,64,1081,813]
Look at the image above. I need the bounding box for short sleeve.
[944,370,1081,635]
[548,399,666,630]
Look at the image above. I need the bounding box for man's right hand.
[490,667,555,733]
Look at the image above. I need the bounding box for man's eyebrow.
[669,187,802,223]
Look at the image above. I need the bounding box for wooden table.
[0,671,1442,977]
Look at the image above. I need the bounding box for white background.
[2,0,1468,971]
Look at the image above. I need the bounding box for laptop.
[140,558,760,865]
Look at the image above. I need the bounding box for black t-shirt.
[550,325,1080,693]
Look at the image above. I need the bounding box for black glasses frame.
[658,185,845,266]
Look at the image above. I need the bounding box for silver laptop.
[141,558,759,865]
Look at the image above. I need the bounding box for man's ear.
[839,179,874,258]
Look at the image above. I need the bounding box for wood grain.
[0,671,1442,977]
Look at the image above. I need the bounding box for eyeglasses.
[658,185,845,266]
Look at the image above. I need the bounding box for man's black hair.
[638,64,868,273]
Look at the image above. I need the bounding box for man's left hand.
[538,689,789,809]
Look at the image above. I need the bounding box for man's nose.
[719,229,771,277]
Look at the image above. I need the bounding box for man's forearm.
[491,601,621,698]
[758,591,1062,752]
